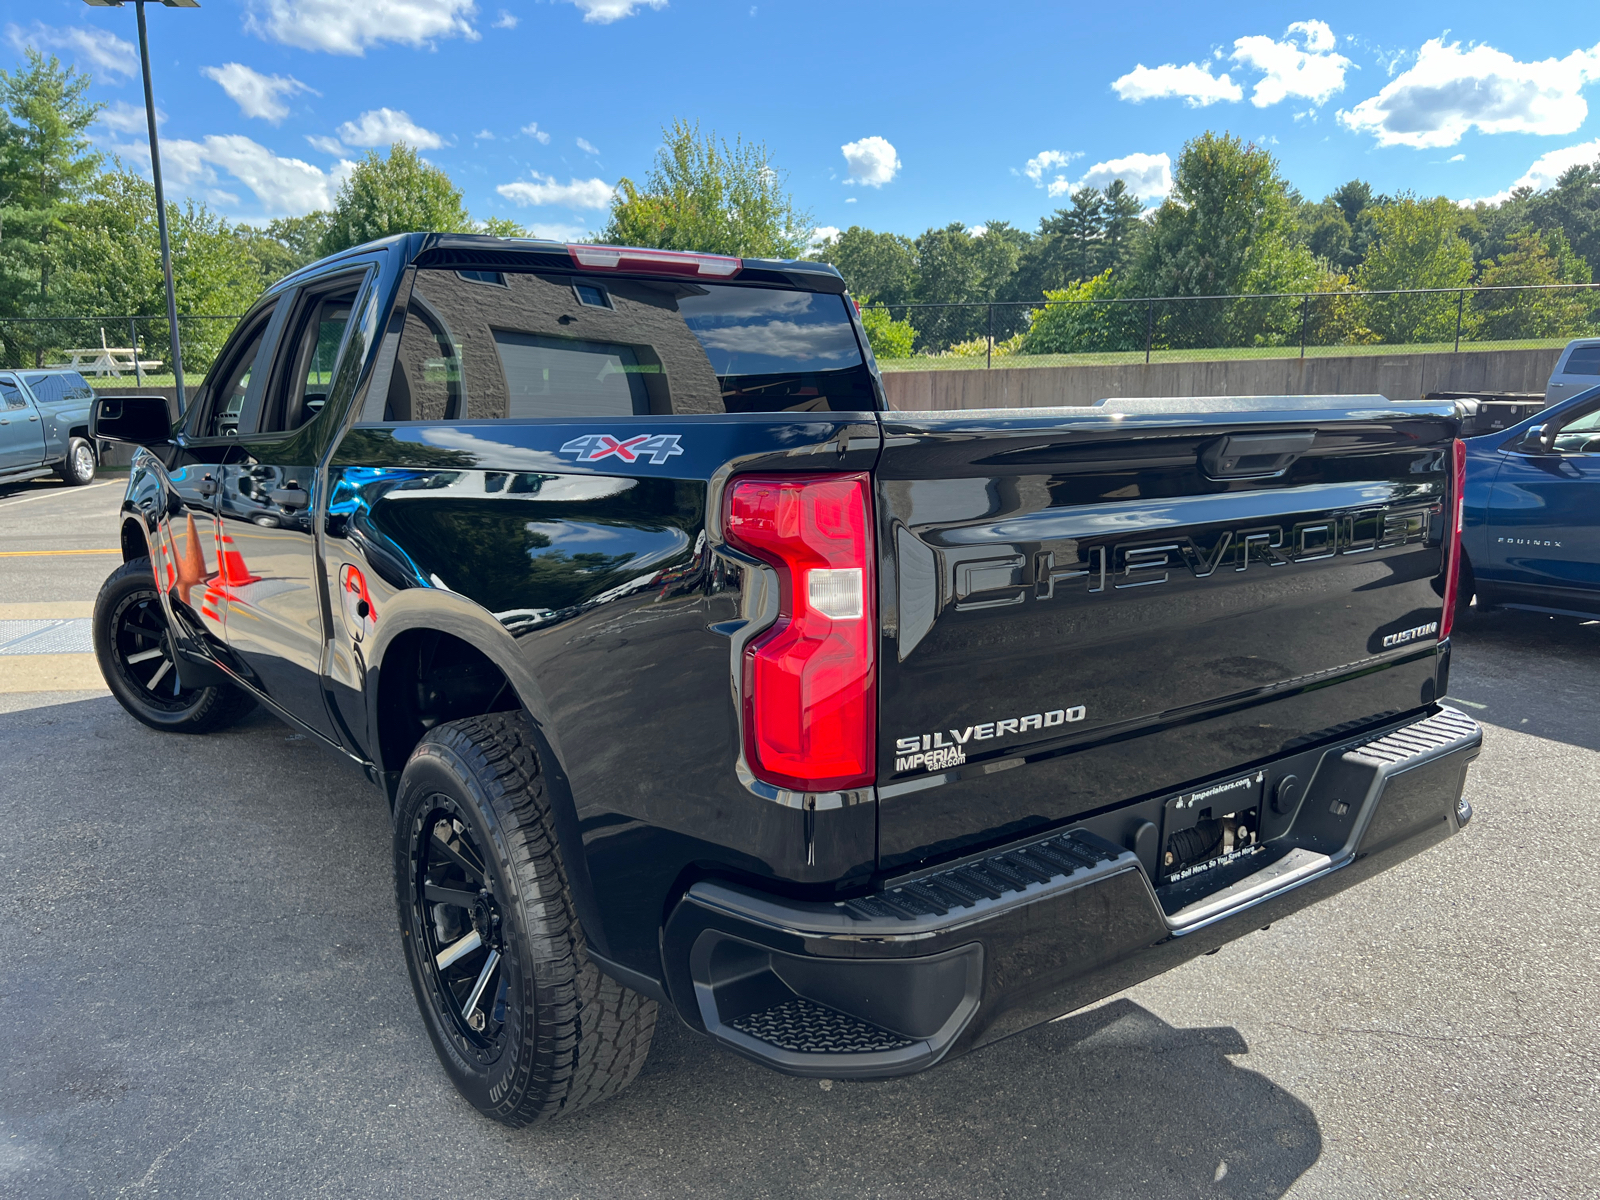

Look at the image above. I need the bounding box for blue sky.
[8,0,1600,244]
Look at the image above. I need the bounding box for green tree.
[1061,186,1106,282]
[1133,132,1318,346]
[320,144,473,256]
[477,215,525,238]
[910,222,1028,350]
[1474,229,1593,341]
[60,169,271,372]
[1019,270,1144,355]
[263,211,335,268]
[857,295,915,359]
[601,119,813,258]
[0,51,102,362]
[1100,179,1145,275]
[815,225,916,305]
[1354,195,1475,344]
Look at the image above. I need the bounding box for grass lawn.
[88,373,181,389]
[876,337,1574,372]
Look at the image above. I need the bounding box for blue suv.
[1461,383,1600,620]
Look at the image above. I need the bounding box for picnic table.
[47,329,163,377]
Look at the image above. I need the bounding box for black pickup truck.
[91,234,1481,1126]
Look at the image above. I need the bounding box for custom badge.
[559,433,684,465]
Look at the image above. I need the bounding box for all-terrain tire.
[93,557,256,733]
[394,712,657,1126]
[57,437,96,486]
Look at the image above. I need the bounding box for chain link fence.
[0,314,244,385]
[866,283,1600,370]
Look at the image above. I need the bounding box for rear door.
[0,374,47,469]
[874,403,1456,871]
[216,267,374,742]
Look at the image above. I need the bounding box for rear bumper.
[662,705,1481,1079]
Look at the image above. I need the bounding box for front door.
[1482,401,1600,608]
[0,374,46,470]
[215,270,370,743]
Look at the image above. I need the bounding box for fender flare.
[364,589,614,960]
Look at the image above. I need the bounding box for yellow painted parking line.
[0,548,121,557]
[0,654,107,693]
[0,602,95,619]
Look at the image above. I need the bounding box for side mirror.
[1520,423,1555,454]
[92,395,173,448]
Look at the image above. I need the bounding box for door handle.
[270,488,309,510]
[27,414,39,421]
[198,475,219,497]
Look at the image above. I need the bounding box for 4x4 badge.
[559,433,684,465]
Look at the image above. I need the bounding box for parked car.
[1459,381,1600,620]
[1543,337,1600,404]
[0,368,99,486]
[91,233,1481,1127]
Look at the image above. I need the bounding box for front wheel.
[395,712,656,1126]
[93,558,255,733]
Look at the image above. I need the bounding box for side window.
[1564,346,1600,376]
[1553,404,1600,453]
[259,277,363,434]
[204,314,274,438]
[1,378,28,409]
[369,266,874,421]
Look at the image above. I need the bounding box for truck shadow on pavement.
[1449,607,1600,752]
[2,696,1321,1200]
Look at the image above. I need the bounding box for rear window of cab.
[368,268,876,421]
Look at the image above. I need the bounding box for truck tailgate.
[875,400,1457,871]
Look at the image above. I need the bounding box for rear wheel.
[93,558,255,733]
[395,712,656,1126]
[58,437,96,486]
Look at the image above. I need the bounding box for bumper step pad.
[1349,705,1480,765]
[728,997,916,1054]
[838,831,1120,923]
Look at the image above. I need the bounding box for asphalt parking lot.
[2,473,1596,1199]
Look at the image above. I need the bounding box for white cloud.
[1113,61,1242,107]
[1231,20,1352,108]
[100,101,160,135]
[522,121,552,145]
[496,172,616,208]
[336,108,446,150]
[493,9,518,28]
[5,21,136,78]
[201,62,313,124]
[841,136,900,187]
[1448,153,1465,162]
[1023,150,1078,184]
[1047,152,1174,202]
[474,129,494,140]
[966,225,988,237]
[1461,138,1600,205]
[576,137,600,154]
[123,132,354,215]
[844,196,857,204]
[1340,38,1600,148]
[809,226,841,247]
[305,134,346,156]
[245,0,479,56]
[524,221,591,241]
[566,0,668,23]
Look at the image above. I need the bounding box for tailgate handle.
[1201,432,1316,480]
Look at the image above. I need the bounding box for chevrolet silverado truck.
[0,368,99,487]
[90,234,1482,1126]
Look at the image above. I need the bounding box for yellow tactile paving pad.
[0,604,104,693]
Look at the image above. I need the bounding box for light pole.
[83,0,199,414]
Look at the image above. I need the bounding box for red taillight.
[724,473,875,792]
[567,244,741,277]
[1440,438,1467,640]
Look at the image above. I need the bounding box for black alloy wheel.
[93,558,255,733]
[395,713,657,1126]
[414,804,509,1057]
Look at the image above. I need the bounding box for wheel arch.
[120,516,151,563]
[365,591,612,958]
